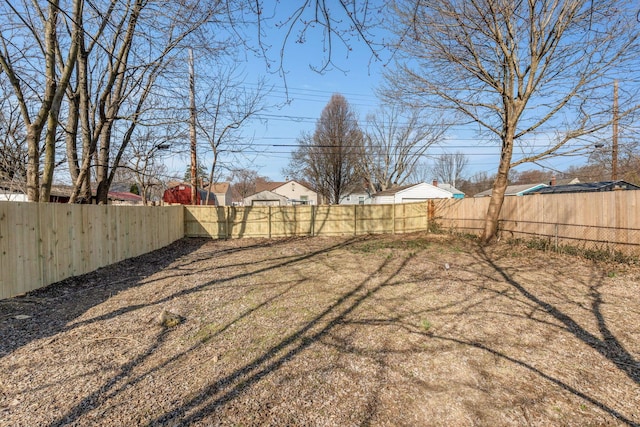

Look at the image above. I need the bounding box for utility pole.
[612,80,619,181]
[189,48,198,205]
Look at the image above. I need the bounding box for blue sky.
[163,4,601,184]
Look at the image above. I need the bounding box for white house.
[243,190,289,206]
[0,181,29,201]
[0,190,28,201]
[372,182,453,204]
[339,188,373,205]
[253,180,318,205]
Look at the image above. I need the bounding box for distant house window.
[347,195,351,201]
[358,196,365,205]
[300,195,308,201]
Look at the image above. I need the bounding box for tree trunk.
[189,48,198,205]
[65,94,80,184]
[70,45,97,204]
[95,125,112,204]
[26,126,41,201]
[40,109,58,202]
[481,133,515,243]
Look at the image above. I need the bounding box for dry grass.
[1,233,639,426]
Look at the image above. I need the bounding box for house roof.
[107,191,142,202]
[257,180,315,193]
[372,182,453,198]
[372,184,417,197]
[474,183,547,197]
[554,178,581,186]
[436,183,465,196]
[525,180,640,195]
[206,182,230,194]
[244,190,289,202]
[1,181,142,202]
[255,181,284,193]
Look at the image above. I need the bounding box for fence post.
[427,200,435,232]
[354,205,357,236]
[392,204,396,234]
[311,205,315,237]
[225,206,230,238]
[555,224,558,251]
[268,206,272,239]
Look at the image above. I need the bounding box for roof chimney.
[432,179,438,187]
[550,175,556,186]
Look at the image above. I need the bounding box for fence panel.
[436,191,640,255]
[184,202,431,239]
[395,203,428,234]
[0,203,184,300]
[271,206,314,237]
[356,204,394,234]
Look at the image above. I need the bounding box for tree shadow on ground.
[0,237,287,357]
[477,247,639,386]
[62,236,360,332]
[45,236,371,426]
[0,238,208,357]
[135,239,636,427]
[6,234,638,426]
[143,253,413,426]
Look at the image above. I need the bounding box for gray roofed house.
[435,182,465,199]
[474,183,548,197]
[524,180,640,195]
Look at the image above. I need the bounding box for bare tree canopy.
[0,79,27,184]
[362,105,447,192]
[285,94,364,204]
[195,60,271,204]
[0,0,82,201]
[386,0,640,242]
[431,152,468,188]
[229,168,259,202]
[0,0,381,203]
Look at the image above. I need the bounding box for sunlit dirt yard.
[1,233,639,426]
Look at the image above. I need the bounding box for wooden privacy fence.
[433,191,640,255]
[4,192,637,300]
[184,203,429,238]
[0,202,184,300]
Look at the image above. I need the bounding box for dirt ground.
[1,233,639,426]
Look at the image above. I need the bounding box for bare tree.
[195,61,270,204]
[387,0,640,242]
[362,105,446,192]
[79,1,223,204]
[230,169,259,202]
[585,135,640,183]
[118,127,172,205]
[458,170,495,197]
[285,94,364,204]
[0,0,82,201]
[408,161,431,184]
[0,80,27,184]
[0,0,381,205]
[510,169,553,185]
[431,152,468,188]
[229,168,271,203]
